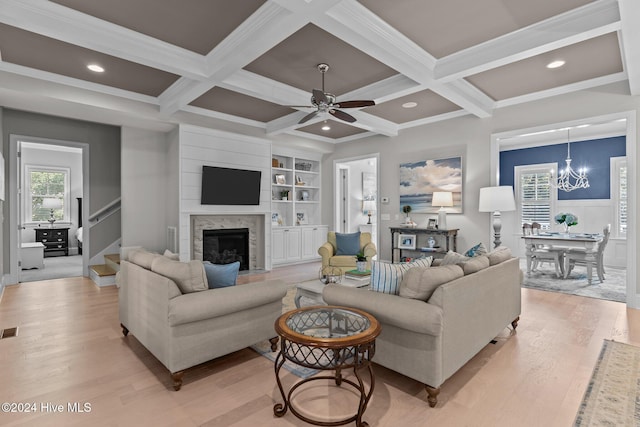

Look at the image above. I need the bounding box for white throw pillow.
[440,250,469,265]
[370,257,432,295]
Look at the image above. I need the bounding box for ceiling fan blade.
[298,110,319,124]
[284,105,315,108]
[329,109,356,123]
[335,100,375,108]
[312,89,328,105]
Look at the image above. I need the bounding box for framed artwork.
[398,234,416,250]
[271,212,280,225]
[399,156,463,214]
[274,174,286,185]
[296,212,307,225]
[427,218,438,230]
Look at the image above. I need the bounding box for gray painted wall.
[2,109,121,275]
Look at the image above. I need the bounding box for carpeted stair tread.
[90,264,116,277]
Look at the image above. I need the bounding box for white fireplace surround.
[191,214,267,270]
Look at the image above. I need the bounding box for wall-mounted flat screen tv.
[201,166,262,205]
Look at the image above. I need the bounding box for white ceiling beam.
[221,69,311,106]
[317,1,494,118]
[0,0,207,79]
[434,0,622,82]
[495,71,628,109]
[266,112,324,136]
[618,0,640,95]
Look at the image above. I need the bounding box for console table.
[390,227,458,262]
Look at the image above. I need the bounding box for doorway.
[9,135,89,283]
[334,155,379,252]
[491,111,636,307]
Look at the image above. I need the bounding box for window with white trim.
[611,156,627,238]
[25,166,70,224]
[515,164,557,230]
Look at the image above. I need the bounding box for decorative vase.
[428,237,436,248]
[564,224,570,233]
[356,261,367,272]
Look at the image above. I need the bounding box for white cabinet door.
[272,229,286,264]
[285,228,301,261]
[314,226,329,253]
[301,227,315,259]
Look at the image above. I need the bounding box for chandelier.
[551,130,589,192]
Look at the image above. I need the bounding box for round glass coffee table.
[273,305,381,427]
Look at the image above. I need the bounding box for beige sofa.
[323,254,522,407]
[117,251,289,390]
[318,231,377,273]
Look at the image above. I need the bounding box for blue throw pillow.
[203,261,240,289]
[464,242,488,258]
[335,231,361,255]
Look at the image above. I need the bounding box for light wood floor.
[1,262,639,427]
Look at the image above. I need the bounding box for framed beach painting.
[399,156,463,214]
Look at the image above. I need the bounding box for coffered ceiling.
[0,0,638,143]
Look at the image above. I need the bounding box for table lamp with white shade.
[432,191,453,230]
[362,200,376,224]
[478,186,516,248]
[42,197,62,227]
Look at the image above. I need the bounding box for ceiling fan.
[291,63,375,125]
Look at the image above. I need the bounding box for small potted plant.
[402,205,412,224]
[355,250,367,272]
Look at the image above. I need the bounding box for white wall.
[20,143,82,252]
[121,127,169,252]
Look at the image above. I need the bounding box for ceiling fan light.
[402,102,417,108]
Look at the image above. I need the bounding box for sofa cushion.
[459,255,490,274]
[488,246,512,265]
[399,264,464,301]
[203,261,240,289]
[440,250,469,265]
[371,257,432,295]
[335,231,361,255]
[464,242,488,257]
[150,257,208,294]
[128,249,161,269]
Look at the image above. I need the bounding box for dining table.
[521,232,603,278]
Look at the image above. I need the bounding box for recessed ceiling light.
[546,60,565,69]
[87,64,104,73]
[402,102,418,109]
[321,122,331,131]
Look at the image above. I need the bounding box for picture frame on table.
[271,212,280,225]
[274,174,286,185]
[427,218,438,230]
[398,234,416,249]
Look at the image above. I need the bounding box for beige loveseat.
[117,250,289,390]
[323,253,522,407]
[318,231,377,273]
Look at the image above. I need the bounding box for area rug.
[574,340,640,426]
[519,258,626,303]
[250,287,320,379]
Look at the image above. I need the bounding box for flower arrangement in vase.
[555,212,578,233]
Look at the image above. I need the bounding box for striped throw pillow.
[370,257,433,295]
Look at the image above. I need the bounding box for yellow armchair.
[318,232,377,273]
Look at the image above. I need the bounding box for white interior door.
[16,142,24,280]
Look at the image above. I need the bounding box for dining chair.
[522,223,564,277]
[563,224,611,284]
